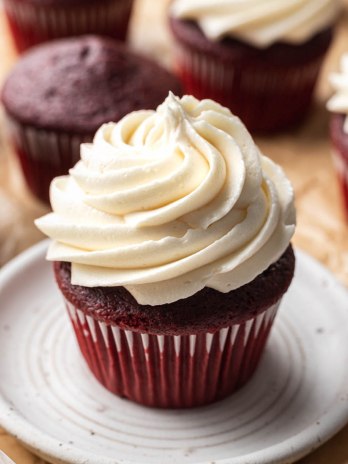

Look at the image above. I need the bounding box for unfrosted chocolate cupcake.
[169,0,339,133]
[2,36,182,203]
[4,0,134,52]
[36,94,296,408]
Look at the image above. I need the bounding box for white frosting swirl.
[327,53,348,134]
[35,94,295,305]
[171,0,339,47]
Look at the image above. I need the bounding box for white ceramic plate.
[0,451,15,464]
[0,241,348,464]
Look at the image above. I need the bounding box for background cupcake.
[36,94,296,408]
[1,35,182,204]
[327,53,348,220]
[169,0,339,133]
[3,0,134,53]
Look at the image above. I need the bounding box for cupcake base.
[4,0,134,52]
[53,246,295,408]
[65,298,280,408]
[5,115,91,204]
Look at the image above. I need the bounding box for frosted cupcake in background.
[3,0,135,53]
[36,94,296,408]
[327,54,348,220]
[169,0,340,133]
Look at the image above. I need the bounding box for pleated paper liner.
[172,43,325,133]
[329,113,348,221]
[4,0,134,52]
[5,114,91,204]
[65,298,281,408]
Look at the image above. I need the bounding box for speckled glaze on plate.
[0,241,348,464]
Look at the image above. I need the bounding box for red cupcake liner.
[64,298,281,408]
[331,148,348,220]
[329,113,348,221]
[3,0,134,52]
[5,114,91,204]
[172,44,325,132]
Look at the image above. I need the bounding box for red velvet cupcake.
[3,0,134,53]
[327,54,348,220]
[169,0,339,133]
[54,247,295,408]
[36,94,296,408]
[1,36,182,204]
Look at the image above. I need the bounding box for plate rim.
[0,240,348,464]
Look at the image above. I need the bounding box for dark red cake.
[4,0,134,52]
[169,16,334,133]
[1,36,182,203]
[54,245,295,408]
[329,113,348,220]
[55,246,295,335]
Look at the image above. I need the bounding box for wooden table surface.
[0,0,347,463]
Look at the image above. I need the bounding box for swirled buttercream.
[35,94,295,305]
[327,54,348,134]
[171,0,339,47]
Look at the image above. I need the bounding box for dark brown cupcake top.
[2,35,182,134]
[54,245,295,336]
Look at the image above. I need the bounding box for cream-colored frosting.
[327,53,348,134]
[171,0,339,47]
[36,94,295,305]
